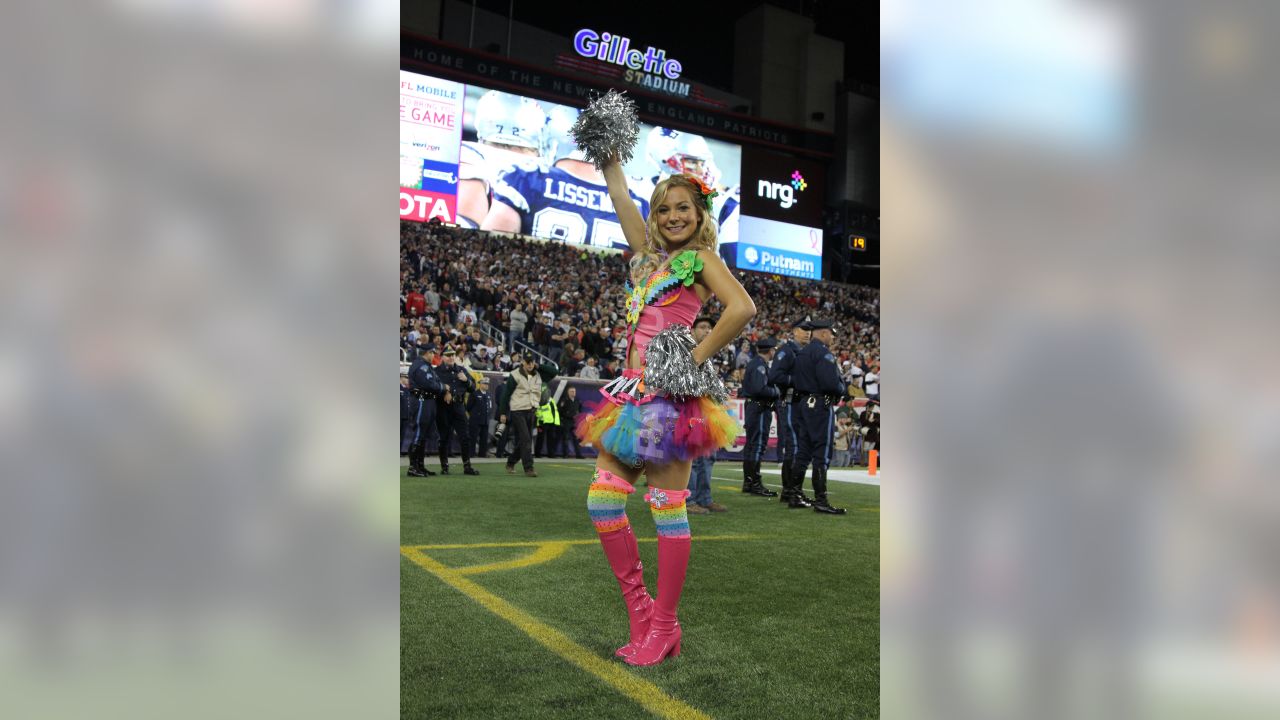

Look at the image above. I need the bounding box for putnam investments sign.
[572,28,690,97]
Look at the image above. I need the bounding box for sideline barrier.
[404,367,876,464]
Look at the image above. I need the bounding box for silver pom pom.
[643,325,730,404]
[570,89,640,171]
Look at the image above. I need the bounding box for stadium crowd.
[400,221,879,396]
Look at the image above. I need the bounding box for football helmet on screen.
[474,91,547,151]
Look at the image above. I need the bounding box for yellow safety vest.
[537,399,560,426]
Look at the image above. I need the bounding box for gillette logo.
[757,170,808,209]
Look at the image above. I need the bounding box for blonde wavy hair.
[629,174,719,285]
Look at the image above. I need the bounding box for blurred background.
[883,1,1280,718]
[0,1,398,718]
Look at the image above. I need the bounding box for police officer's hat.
[441,345,457,357]
[808,319,835,331]
[790,317,809,328]
[416,342,436,354]
[755,338,778,350]
[797,320,815,331]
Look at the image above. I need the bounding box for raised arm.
[602,156,648,254]
[692,249,756,365]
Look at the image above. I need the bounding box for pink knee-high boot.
[587,469,653,658]
[626,487,691,667]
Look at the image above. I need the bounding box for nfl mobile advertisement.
[400,71,465,223]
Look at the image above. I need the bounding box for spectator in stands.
[864,364,880,402]
[508,304,529,351]
[833,415,855,468]
[459,303,478,325]
[561,348,584,377]
[600,357,619,381]
[582,323,610,359]
[405,287,426,317]
[468,346,495,371]
[531,314,552,357]
[579,356,601,380]
[611,327,628,362]
[548,319,569,364]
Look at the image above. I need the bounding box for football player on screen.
[456,90,547,228]
[480,104,649,249]
[640,126,740,262]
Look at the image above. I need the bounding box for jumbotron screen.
[734,148,826,280]
[400,69,823,279]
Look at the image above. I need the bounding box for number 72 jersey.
[490,161,650,250]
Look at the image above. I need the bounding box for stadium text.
[623,69,690,97]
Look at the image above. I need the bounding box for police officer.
[434,345,480,475]
[400,368,413,456]
[768,318,814,507]
[791,319,848,514]
[468,376,494,458]
[406,343,444,477]
[739,337,780,497]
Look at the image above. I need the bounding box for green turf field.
[401,459,879,720]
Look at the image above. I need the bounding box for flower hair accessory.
[684,174,719,213]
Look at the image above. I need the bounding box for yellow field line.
[452,541,571,575]
[401,547,713,720]
[403,535,763,551]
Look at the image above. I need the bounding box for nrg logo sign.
[757,170,808,209]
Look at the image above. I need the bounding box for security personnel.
[434,345,480,475]
[791,319,848,514]
[534,390,560,457]
[467,375,494,458]
[407,344,444,477]
[498,352,559,476]
[739,338,780,497]
[768,318,813,506]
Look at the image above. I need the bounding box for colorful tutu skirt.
[575,369,744,467]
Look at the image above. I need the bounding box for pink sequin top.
[627,283,704,367]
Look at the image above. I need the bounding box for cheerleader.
[572,92,755,667]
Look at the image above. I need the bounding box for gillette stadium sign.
[573,28,691,98]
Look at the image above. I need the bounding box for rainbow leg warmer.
[587,469,635,534]
[645,487,692,539]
